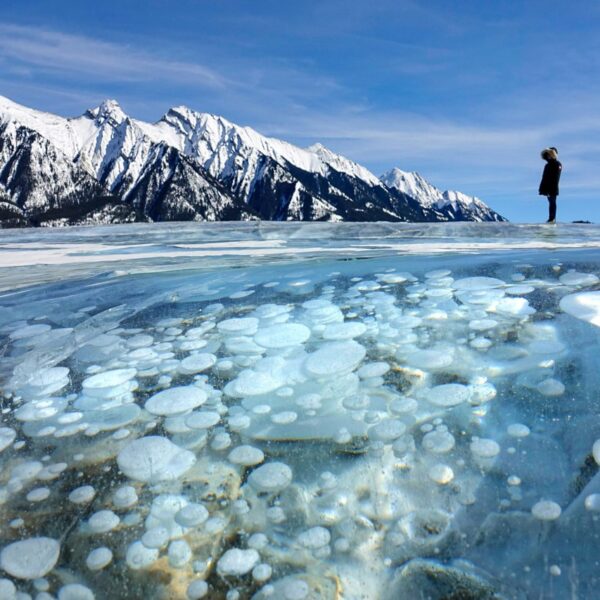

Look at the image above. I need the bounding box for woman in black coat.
[539,147,562,223]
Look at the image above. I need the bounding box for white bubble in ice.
[248,462,292,493]
[297,527,330,549]
[248,533,269,550]
[357,362,390,379]
[113,485,138,508]
[211,432,232,451]
[168,539,192,568]
[58,583,95,600]
[145,386,207,416]
[507,423,530,438]
[507,476,521,486]
[179,354,217,375]
[126,541,159,570]
[141,527,170,549]
[321,322,367,340]
[0,537,60,579]
[468,319,498,332]
[254,323,311,348]
[405,349,453,370]
[304,341,366,377]
[253,563,272,582]
[228,445,265,466]
[390,397,418,414]
[283,580,310,600]
[425,384,470,407]
[560,291,600,328]
[175,503,209,527]
[82,368,136,392]
[271,411,298,425]
[68,485,96,504]
[559,271,599,286]
[0,579,16,599]
[187,580,209,599]
[531,500,561,521]
[536,379,565,396]
[26,487,50,502]
[217,318,259,336]
[186,411,221,430]
[453,277,505,290]
[0,427,16,452]
[428,464,454,485]
[585,494,600,511]
[493,297,535,317]
[217,548,259,576]
[368,420,406,442]
[592,440,600,466]
[86,547,113,571]
[470,438,501,458]
[10,323,52,340]
[117,436,196,483]
[422,429,455,454]
[88,510,120,534]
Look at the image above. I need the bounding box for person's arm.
[539,164,550,194]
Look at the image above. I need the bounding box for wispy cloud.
[0,23,226,88]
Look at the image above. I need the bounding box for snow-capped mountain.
[0,95,506,227]
[380,167,504,222]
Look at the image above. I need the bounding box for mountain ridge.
[0,95,506,227]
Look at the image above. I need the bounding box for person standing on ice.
[538,147,562,223]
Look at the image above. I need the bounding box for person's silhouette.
[538,147,562,223]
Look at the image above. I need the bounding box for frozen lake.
[1,222,600,600]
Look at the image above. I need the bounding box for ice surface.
[0,222,599,599]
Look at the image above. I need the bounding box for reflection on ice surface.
[0,222,600,599]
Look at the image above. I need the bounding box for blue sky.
[1,0,599,222]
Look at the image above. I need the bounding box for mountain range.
[0,95,506,227]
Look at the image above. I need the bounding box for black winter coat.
[539,159,562,196]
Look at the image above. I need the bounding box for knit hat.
[541,147,558,160]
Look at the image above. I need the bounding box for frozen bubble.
[536,379,565,396]
[0,427,16,452]
[390,397,418,414]
[560,291,600,328]
[217,548,259,576]
[141,527,170,549]
[531,500,561,521]
[186,411,221,430]
[68,485,96,504]
[559,271,599,286]
[493,297,535,317]
[507,423,530,438]
[593,440,600,466]
[284,580,310,600]
[126,541,159,570]
[0,538,60,579]
[253,563,272,582]
[117,436,196,483]
[187,580,209,599]
[271,411,298,425]
[422,429,455,454]
[175,503,209,527]
[470,438,501,458]
[179,354,217,375]
[585,494,600,511]
[508,476,521,486]
[211,432,232,451]
[425,383,470,407]
[226,370,284,397]
[228,445,265,466]
[304,341,366,377]
[405,349,453,370]
[86,547,113,571]
[468,319,498,332]
[248,462,292,493]
[228,414,251,431]
[369,419,406,442]
[168,539,192,568]
[27,487,50,502]
[58,584,95,600]
[113,485,138,508]
[10,323,52,340]
[297,527,330,549]
[145,386,207,416]
[254,324,311,348]
[506,285,535,295]
[82,368,136,392]
[454,277,505,290]
[217,318,259,336]
[321,322,367,340]
[0,579,16,599]
[428,464,454,484]
[88,510,120,533]
[357,362,389,379]
[248,533,269,550]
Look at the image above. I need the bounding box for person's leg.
[547,195,557,221]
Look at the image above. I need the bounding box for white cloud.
[0,23,226,88]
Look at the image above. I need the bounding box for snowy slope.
[0,95,506,226]
[381,167,505,222]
